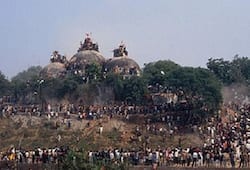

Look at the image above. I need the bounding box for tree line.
[0,56,249,122]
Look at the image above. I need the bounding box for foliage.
[207,56,250,85]
[143,60,222,109]
[11,76,40,104]
[85,63,102,83]
[61,150,128,170]
[11,80,28,103]
[1,58,226,120]
[166,67,222,110]
[41,78,60,99]
[121,76,148,105]
[103,73,124,101]
[7,66,42,103]
[56,78,78,98]
[0,71,11,96]
[11,66,42,82]
[42,77,78,99]
[104,73,147,104]
[64,73,85,84]
[142,60,222,123]
[143,60,180,86]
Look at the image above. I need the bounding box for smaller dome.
[40,62,66,78]
[105,56,141,76]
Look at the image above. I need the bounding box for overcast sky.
[1,0,250,79]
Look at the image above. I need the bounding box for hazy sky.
[1,0,250,79]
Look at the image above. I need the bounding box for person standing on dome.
[119,41,127,56]
[84,33,93,50]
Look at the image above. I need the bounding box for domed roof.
[105,56,139,69]
[69,50,105,66]
[105,56,141,76]
[40,62,66,78]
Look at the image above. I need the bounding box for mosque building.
[40,34,141,79]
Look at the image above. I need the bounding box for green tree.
[85,63,102,83]
[11,66,42,82]
[143,60,180,86]
[0,71,11,97]
[231,56,250,84]
[207,56,250,85]
[11,80,29,104]
[122,76,148,105]
[57,78,78,99]
[61,150,128,170]
[166,67,222,116]
[142,60,222,124]
[42,77,78,99]
[206,58,234,84]
[103,73,124,101]
[9,66,42,104]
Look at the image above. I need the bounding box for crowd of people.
[0,100,250,168]
[78,33,99,52]
[0,146,68,164]
[85,103,250,169]
[50,50,67,64]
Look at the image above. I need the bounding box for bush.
[61,150,128,170]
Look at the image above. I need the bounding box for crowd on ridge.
[0,101,250,168]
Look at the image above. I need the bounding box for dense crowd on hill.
[1,101,206,123]
[0,101,250,168]
[85,103,250,168]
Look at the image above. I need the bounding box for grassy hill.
[0,114,204,152]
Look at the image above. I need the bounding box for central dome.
[68,34,105,75]
[68,50,105,75]
[70,50,105,65]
